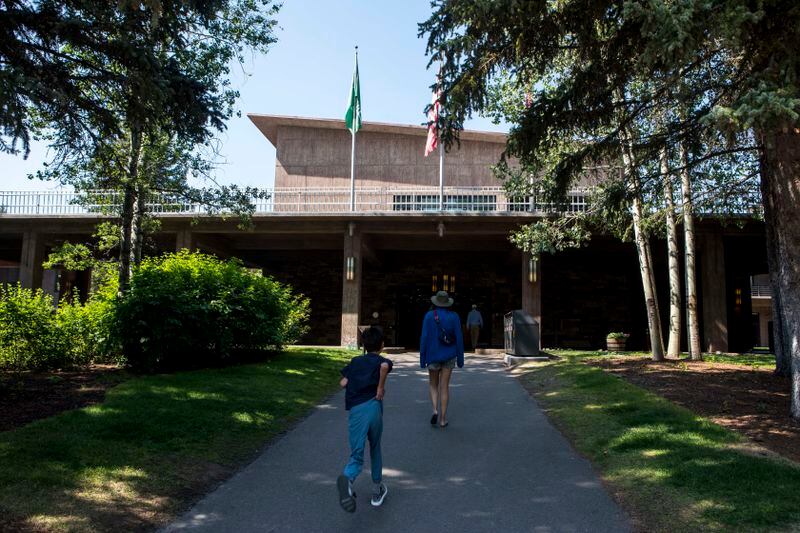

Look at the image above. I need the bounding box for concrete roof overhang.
[0,213,767,239]
[247,114,508,148]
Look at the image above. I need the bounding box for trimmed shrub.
[115,251,310,372]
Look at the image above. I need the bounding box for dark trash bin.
[504,310,540,356]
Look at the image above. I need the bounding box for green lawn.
[703,352,775,368]
[517,354,800,532]
[546,348,776,369]
[0,347,355,532]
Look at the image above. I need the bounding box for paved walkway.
[164,353,630,532]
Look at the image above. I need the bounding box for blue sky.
[1,0,506,191]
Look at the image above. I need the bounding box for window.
[392,194,497,212]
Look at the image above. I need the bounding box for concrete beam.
[700,232,728,352]
[19,231,45,289]
[340,225,362,348]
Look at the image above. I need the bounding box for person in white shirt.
[466,304,483,351]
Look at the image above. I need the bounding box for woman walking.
[420,291,464,428]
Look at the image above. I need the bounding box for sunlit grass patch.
[703,352,775,368]
[0,347,357,531]
[518,355,800,532]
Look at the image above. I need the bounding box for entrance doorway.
[361,249,518,350]
[394,280,494,349]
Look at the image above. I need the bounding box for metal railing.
[751,282,772,298]
[0,187,591,216]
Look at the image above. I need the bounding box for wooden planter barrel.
[606,338,627,351]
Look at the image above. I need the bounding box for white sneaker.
[371,483,388,507]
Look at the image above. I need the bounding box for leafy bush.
[0,285,62,371]
[0,274,118,372]
[57,289,119,366]
[115,251,309,373]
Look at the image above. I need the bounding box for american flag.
[424,81,441,157]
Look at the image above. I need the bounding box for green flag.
[345,52,361,134]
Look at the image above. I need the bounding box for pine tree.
[421,0,799,416]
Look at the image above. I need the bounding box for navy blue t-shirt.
[341,353,393,410]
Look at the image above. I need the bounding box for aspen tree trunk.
[757,128,800,418]
[117,127,142,295]
[661,145,682,357]
[619,120,665,361]
[678,141,702,360]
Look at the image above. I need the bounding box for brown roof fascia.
[247,114,508,148]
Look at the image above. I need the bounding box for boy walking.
[337,326,392,512]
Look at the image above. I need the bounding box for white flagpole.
[350,128,356,212]
[350,47,358,213]
[438,136,444,210]
[437,61,444,211]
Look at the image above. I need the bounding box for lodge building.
[0,115,772,353]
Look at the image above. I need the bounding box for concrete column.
[19,231,45,290]
[341,225,362,348]
[175,230,195,252]
[521,253,542,349]
[700,232,728,352]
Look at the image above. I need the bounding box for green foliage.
[2,0,280,157]
[419,0,772,247]
[58,285,121,366]
[0,285,62,371]
[43,242,96,271]
[606,332,630,340]
[0,277,119,371]
[509,218,591,257]
[115,251,310,373]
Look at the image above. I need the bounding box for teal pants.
[343,398,383,483]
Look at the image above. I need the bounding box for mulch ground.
[589,357,800,464]
[0,365,128,432]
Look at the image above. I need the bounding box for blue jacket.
[420,307,464,369]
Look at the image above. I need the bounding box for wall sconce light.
[348,222,355,237]
[437,222,445,238]
[528,257,539,283]
[451,275,456,293]
[443,274,450,292]
[431,274,438,292]
[346,256,355,281]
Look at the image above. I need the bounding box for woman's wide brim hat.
[431,290,454,308]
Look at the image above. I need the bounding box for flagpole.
[350,47,358,213]
[437,60,444,211]
[350,128,356,212]
[438,135,444,210]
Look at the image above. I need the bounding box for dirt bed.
[589,357,800,464]
[0,366,127,432]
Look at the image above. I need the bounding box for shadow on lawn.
[0,348,349,532]
[525,361,800,532]
[590,356,800,464]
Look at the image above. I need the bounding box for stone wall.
[260,250,343,345]
[542,239,649,350]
